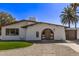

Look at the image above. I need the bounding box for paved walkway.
[58,43,79,53]
[0,41,79,56]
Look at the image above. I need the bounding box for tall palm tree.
[70,3,79,28]
[60,6,79,28]
[70,3,79,10]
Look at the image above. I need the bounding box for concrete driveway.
[0,40,79,56]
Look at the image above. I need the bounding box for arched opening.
[41,28,54,40]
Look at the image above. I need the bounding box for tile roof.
[21,22,67,28]
[0,20,67,28]
[2,20,36,27]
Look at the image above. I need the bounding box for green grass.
[0,41,32,50]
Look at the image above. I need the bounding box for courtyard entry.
[65,29,77,40]
[41,28,54,40]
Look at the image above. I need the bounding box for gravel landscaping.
[0,42,79,56]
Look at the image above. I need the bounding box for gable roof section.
[0,20,67,28]
[21,22,67,28]
[2,20,36,27]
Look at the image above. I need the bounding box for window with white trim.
[0,29,1,35]
[6,28,19,36]
[36,31,39,37]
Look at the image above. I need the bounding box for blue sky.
[0,3,77,27]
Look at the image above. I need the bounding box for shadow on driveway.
[27,40,68,44]
[66,40,79,45]
[27,40,79,44]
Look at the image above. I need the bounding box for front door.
[44,29,51,40]
[41,29,54,40]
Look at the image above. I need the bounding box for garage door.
[65,30,77,40]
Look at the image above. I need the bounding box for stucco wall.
[0,21,35,40]
[26,24,66,40]
[0,21,66,40]
[77,29,79,40]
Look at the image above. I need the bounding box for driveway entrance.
[0,40,79,56]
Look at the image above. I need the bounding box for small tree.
[0,11,15,26]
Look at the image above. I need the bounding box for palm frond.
[60,5,79,27]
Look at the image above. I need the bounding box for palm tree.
[60,6,79,28]
[70,3,79,10]
[70,3,79,28]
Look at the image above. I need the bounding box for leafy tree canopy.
[0,11,15,26]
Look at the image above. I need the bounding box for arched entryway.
[41,28,54,40]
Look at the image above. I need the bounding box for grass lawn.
[0,41,32,50]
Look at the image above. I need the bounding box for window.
[0,29,1,35]
[6,28,19,36]
[36,31,39,37]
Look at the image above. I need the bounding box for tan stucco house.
[0,20,78,41]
